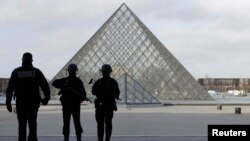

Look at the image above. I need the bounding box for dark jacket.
[92,76,120,110]
[52,76,86,105]
[6,65,50,105]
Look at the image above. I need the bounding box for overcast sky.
[1,0,250,80]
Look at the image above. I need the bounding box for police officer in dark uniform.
[6,52,51,141]
[92,64,120,141]
[52,64,86,141]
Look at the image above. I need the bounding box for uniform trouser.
[95,108,114,141]
[62,104,83,138]
[16,103,39,141]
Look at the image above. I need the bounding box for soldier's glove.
[114,105,117,111]
[6,102,12,113]
[41,98,49,105]
[80,96,86,103]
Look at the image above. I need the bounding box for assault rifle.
[58,86,92,103]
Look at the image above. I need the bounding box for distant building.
[198,78,250,93]
[0,78,9,95]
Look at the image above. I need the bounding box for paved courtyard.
[0,100,250,141]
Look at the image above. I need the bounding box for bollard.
[217,104,222,110]
[235,107,241,114]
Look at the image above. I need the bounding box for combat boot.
[63,135,69,141]
[76,134,81,141]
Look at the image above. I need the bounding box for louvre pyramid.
[50,3,213,101]
[117,73,160,104]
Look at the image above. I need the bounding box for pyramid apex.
[121,2,128,6]
[120,2,129,9]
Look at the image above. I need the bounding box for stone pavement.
[0,136,206,141]
[0,99,250,141]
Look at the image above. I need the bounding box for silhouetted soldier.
[92,64,120,141]
[6,52,51,141]
[52,64,86,141]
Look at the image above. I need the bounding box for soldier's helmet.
[101,64,112,74]
[67,64,78,71]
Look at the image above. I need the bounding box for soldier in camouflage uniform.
[52,64,86,141]
[92,64,120,141]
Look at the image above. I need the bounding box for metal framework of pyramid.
[50,3,213,101]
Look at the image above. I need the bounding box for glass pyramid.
[50,3,213,101]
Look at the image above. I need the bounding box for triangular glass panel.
[117,73,161,104]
